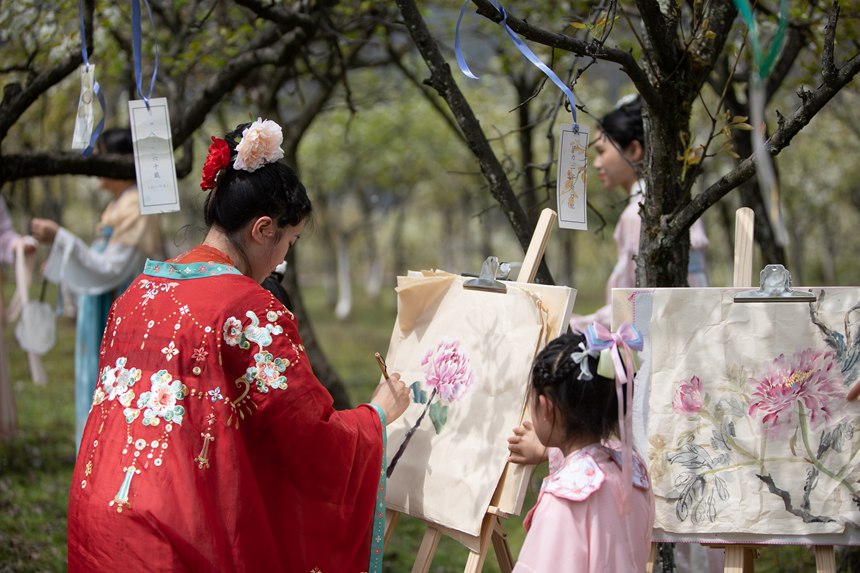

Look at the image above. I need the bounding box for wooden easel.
[645,207,838,573]
[721,207,836,572]
[383,208,560,572]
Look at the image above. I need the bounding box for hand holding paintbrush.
[370,352,410,425]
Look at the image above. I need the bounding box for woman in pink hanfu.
[507,328,655,572]
[571,96,709,332]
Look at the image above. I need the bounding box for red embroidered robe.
[68,246,386,573]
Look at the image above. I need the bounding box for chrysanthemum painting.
[646,288,860,538]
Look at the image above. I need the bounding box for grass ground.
[0,282,837,572]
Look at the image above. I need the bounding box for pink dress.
[513,443,655,573]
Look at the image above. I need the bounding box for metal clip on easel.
[463,256,508,293]
[733,264,816,303]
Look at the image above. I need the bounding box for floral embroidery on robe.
[68,246,387,573]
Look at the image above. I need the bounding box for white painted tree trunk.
[365,256,384,301]
[333,234,353,320]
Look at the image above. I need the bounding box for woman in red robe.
[67,118,410,573]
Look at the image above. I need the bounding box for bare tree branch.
[396,0,546,279]
[633,0,678,75]
[469,0,658,111]
[676,46,860,237]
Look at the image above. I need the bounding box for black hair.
[203,121,312,233]
[97,128,134,155]
[598,95,644,150]
[531,331,630,444]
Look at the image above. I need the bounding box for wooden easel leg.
[723,546,756,573]
[813,545,835,573]
[723,546,744,573]
[411,527,441,573]
[491,516,514,573]
[464,513,497,573]
[646,542,657,573]
[383,510,399,550]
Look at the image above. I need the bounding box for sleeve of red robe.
[237,302,386,572]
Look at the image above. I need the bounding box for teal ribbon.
[732,0,789,79]
[366,403,388,573]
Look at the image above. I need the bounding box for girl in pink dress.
[508,326,655,572]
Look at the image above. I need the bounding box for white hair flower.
[233,118,285,172]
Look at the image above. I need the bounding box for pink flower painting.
[673,375,705,415]
[748,348,844,432]
[421,338,475,405]
[387,338,476,478]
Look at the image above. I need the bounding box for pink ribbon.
[584,321,642,514]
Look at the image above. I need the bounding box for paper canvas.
[647,288,860,538]
[383,271,574,536]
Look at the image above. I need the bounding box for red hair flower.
[200,137,231,191]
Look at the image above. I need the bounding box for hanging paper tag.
[556,124,589,230]
[71,65,96,150]
[128,98,180,215]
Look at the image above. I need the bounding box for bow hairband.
[584,322,643,381]
[583,321,643,515]
[569,342,598,381]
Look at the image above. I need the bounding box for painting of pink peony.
[672,376,704,415]
[387,338,475,478]
[421,338,475,404]
[748,349,844,435]
[645,288,860,540]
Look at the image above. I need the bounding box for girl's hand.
[12,236,37,255]
[370,372,410,424]
[507,421,547,465]
[848,380,860,401]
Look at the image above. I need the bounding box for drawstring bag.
[15,279,55,355]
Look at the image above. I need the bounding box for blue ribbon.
[455,0,578,130]
[131,0,159,108]
[77,0,106,157]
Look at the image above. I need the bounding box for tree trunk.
[359,194,384,301]
[280,119,351,410]
[480,209,493,264]
[639,100,692,287]
[561,230,575,288]
[442,207,456,271]
[333,233,353,320]
[821,230,837,284]
[392,204,407,278]
[365,255,384,301]
[514,72,540,227]
[283,249,351,410]
[315,196,339,309]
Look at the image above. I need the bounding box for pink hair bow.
[584,321,642,514]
